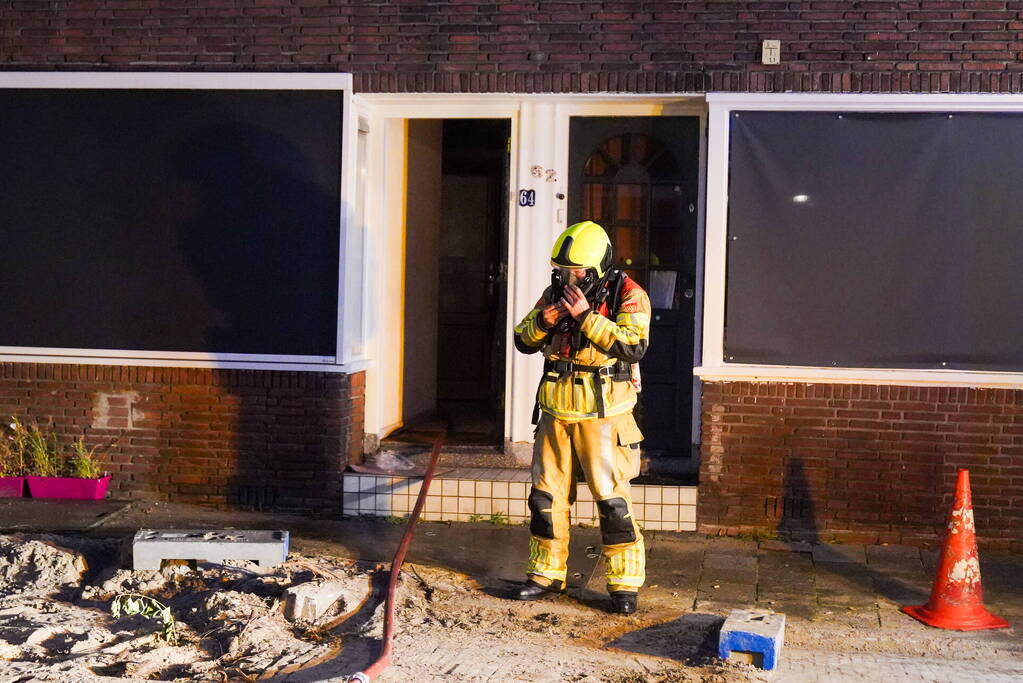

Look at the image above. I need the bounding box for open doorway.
[386,118,511,451]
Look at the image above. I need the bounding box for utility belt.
[531,358,633,424]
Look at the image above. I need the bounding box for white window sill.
[693,364,1023,390]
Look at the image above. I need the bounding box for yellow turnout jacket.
[514,276,651,422]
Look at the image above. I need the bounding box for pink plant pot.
[26,475,111,500]
[0,477,25,498]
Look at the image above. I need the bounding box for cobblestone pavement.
[779,649,1023,682]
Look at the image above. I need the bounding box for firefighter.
[510,220,651,615]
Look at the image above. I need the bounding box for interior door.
[568,116,700,458]
[437,174,499,401]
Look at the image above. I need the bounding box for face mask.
[552,267,599,299]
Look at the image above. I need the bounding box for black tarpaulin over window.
[725,110,1023,371]
[0,89,341,356]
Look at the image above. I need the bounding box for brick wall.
[0,362,362,515]
[3,2,1023,93]
[698,381,1023,551]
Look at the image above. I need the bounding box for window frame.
[699,92,1023,388]
[0,71,360,373]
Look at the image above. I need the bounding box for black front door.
[568,116,700,459]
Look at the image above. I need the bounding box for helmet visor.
[557,267,585,288]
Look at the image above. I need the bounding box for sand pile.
[0,534,373,681]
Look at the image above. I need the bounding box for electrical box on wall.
[762,40,780,65]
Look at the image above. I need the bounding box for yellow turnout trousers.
[526,411,645,592]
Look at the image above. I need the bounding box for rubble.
[0,533,350,681]
[284,576,372,624]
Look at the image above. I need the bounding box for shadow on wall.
[168,124,347,514]
[778,457,931,609]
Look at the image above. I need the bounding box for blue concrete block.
[718,609,785,671]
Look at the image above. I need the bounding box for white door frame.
[548,98,708,449]
[355,95,521,445]
[355,93,708,453]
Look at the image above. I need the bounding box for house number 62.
[530,165,559,183]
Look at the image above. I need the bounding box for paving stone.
[760,552,815,569]
[756,599,818,621]
[864,544,921,563]
[812,544,867,564]
[816,591,880,609]
[696,582,757,604]
[705,537,758,556]
[877,605,930,630]
[780,647,1023,682]
[980,566,1023,594]
[649,531,707,548]
[701,568,758,587]
[982,591,1023,617]
[693,599,750,616]
[705,553,757,571]
[813,566,875,594]
[870,576,930,606]
[758,565,814,584]
[759,585,815,603]
[759,539,812,554]
[811,606,881,629]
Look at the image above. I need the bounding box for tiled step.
[342,468,697,531]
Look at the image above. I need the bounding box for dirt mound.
[0,534,364,681]
[0,536,88,597]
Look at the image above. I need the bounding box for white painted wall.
[364,118,408,439]
[402,120,443,423]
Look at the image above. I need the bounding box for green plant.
[2,417,111,479]
[111,593,177,644]
[488,511,510,526]
[0,417,29,478]
[467,513,484,523]
[66,436,103,479]
[24,421,63,477]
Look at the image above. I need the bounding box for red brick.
[0,362,353,513]
[699,380,1023,547]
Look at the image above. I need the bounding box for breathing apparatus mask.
[550,266,600,302]
[548,266,607,334]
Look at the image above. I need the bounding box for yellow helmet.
[550,221,613,278]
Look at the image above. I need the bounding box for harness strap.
[544,359,631,381]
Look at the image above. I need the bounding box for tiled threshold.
[342,467,697,531]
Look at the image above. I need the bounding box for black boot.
[511,578,565,601]
[609,590,638,614]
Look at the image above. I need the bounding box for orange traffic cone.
[902,469,1009,631]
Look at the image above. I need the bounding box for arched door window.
[581,132,685,309]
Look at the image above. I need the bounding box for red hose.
[348,433,446,683]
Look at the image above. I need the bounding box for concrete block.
[283,577,370,623]
[132,529,289,573]
[718,608,785,671]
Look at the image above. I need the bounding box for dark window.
[726,110,1023,371]
[0,89,342,356]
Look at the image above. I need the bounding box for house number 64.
[530,165,559,183]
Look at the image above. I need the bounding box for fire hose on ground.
[347,432,446,683]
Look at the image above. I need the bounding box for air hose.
[347,432,446,683]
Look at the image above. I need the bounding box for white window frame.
[0,71,359,372]
[698,92,1023,389]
